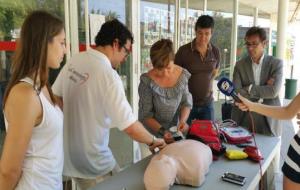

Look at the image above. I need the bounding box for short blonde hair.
[150,39,174,69]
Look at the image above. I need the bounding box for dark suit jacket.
[231,55,283,136]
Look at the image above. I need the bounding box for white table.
[90,134,280,190]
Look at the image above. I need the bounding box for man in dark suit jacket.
[231,26,283,190]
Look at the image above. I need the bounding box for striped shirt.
[282,129,300,183]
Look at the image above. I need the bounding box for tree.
[105,10,120,21]
[0,0,64,40]
[210,12,232,78]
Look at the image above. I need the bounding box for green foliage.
[105,10,120,21]
[211,12,232,52]
[0,0,64,40]
[210,12,232,77]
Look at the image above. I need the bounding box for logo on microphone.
[221,81,230,91]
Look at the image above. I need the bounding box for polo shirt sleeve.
[102,73,136,131]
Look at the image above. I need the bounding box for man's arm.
[249,59,283,99]
[124,121,166,152]
[212,47,220,79]
[104,74,166,151]
[232,63,251,99]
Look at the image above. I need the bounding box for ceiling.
[239,0,300,22]
[147,0,300,23]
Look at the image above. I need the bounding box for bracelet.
[148,135,156,146]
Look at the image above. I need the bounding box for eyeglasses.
[244,42,261,48]
[122,45,131,56]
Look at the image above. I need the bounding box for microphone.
[217,77,242,103]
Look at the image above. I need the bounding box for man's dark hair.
[95,19,134,47]
[245,27,267,41]
[195,15,214,31]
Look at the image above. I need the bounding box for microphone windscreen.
[217,77,235,96]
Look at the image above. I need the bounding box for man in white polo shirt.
[52,19,166,190]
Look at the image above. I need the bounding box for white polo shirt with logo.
[52,48,136,178]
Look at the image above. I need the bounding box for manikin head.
[144,154,177,190]
[144,140,212,190]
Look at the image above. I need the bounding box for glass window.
[179,0,203,47]
[237,15,271,61]
[82,0,133,103]
[0,1,64,83]
[210,11,232,80]
[140,0,176,73]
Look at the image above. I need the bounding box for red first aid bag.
[187,120,226,156]
[244,146,263,162]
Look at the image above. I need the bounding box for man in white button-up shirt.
[231,26,283,190]
[52,19,166,190]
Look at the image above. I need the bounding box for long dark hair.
[3,10,64,107]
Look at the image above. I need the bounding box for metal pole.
[131,0,142,163]
[229,0,238,80]
[69,0,79,55]
[185,0,188,44]
[203,0,207,14]
[175,0,180,51]
[253,7,258,26]
[276,0,289,60]
[84,0,90,50]
[64,0,71,59]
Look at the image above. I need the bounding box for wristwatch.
[158,127,166,136]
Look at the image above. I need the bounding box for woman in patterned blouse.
[138,39,193,144]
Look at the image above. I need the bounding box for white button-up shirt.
[250,54,264,103]
[252,54,264,85]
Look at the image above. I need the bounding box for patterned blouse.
[138,68,193,137]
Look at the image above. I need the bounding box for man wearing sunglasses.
[52,19,166,190]
[231,26,283,190]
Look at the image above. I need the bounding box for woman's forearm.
[250,100,299,120]
[0,165,21,190]
[179,107,191,124]
[144,118,162,133]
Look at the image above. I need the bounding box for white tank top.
[4,77,64,190]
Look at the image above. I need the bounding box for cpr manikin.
[144,140,212,190]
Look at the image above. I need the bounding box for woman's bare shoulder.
[5,82,40,112]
